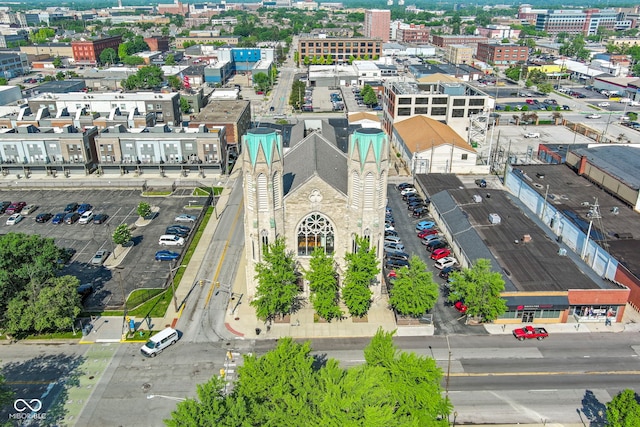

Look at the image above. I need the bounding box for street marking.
[450,370,640,377]
[205,199,244,307]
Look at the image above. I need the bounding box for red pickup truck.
[512,325,549,341]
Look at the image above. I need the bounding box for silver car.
[91,250,107,266]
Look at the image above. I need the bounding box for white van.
[140,327,179,357]
[159,235,185,246]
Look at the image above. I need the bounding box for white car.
[78,210,94,224]
[384,223,395,232]
[597,102,610,107]
[434,256,458,270]
[586,114,602,119]
[524,132,540,138]
[6,213,23,225]
[400,187,416,196]
[23,204,38,214]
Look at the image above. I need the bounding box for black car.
[77,283,94,302]
[384,230,399,237]
[35,212,53,223]
[412,207,429,218]
[64,202,79,213]
[168,224,191,233]
[396,182,413,191]
[439,266,460,280]
[385,258,410,270]
[386,252,410,262]
[407,200,426,210]
[405,195,423,204]
[64,212,80,224]
[426,240,448,252]
[0,201,11,213]
[93,213,109,224]
[166,227,189,238]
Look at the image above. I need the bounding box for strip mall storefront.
[496,289,629,324]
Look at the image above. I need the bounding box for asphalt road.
[3,332,639,426]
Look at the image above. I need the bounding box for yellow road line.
[450,370,640,377]
[205,199,244,307]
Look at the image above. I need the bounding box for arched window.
[297,213,335,256]
[245,173,254,211]
[364,172,374,210]
[257,173,268,211]
[351,171,360,208]
[273,171,281,210]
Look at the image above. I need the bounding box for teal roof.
[244,128,281,168]
[350,128,386,171]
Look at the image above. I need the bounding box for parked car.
[406,196,424,206]
[396,183,413,191]
[597,102,610,107]
[421,234,442,245]
[586,114,602,119]
[78,203,92,214]
[385,251,410,261]
[174,214,197,223]
[400,187,416,196]
[64,202,79,213]
[384,246,406,256]
[430,248,451,261]
[438,266,459,280]
[416,220,436,232]
[513,325,549,341]
[384,223,395,232]
[434,256,457,269]
[385,206,392,215]
[22,204,38,214]
[93,213,109,224]
[77,283,94,302]
[384,242,405,252]
[385,258,410,270]
[35,212,53,223]
[426,240,448,252]
[6,213,23,225]
[167,224,191,233]
[412,207,429,218]
[417,228,439,239]
[454,301,468,313]
[78,211,94,224]
[64,212,80,224]
[166,226,189,238]
[384,229,399,237]
[5,201,26,214]
[159,235,185,246]
[384,236,402,245]
[91,250,108,266]
[0,201,11,214]
[51,212,66,224]
[155,250,181,261]
[475,179,487,188]
[524,132,540,138]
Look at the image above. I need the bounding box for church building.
[242,120,389,298]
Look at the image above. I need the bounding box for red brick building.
[298,37,382,64]
[476,43,528,66]
[71,36,122,65]
[430,35,488,49]
[144,36,171,52]
[396,24,430,44]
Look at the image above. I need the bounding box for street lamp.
[169,262,188,311]
[114,266,127,335]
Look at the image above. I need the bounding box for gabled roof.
[394,115,475,154]
[283,131,348,196]
[348,112,381,123]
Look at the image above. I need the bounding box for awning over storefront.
[503,295,570,310]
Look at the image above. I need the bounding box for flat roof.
[516,163,640,281]
[417,173,611,292]
[191,99,250,122]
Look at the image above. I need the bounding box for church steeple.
[349,128,388,172]
[244,128,282,171]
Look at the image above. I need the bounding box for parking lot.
[0,189,208,309]
[384,183,480,335]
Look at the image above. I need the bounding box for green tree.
[99,47,117,65]
[606,389,640,426]
[52,56,63,68]
[55,71,65,81]
[121,66,164,90]
[0,77,8,85]
[343,235,378,317]
[123,56,144,66]
[30,28,55,43]
[251,237,300,322]
[537,82,554,94]
[118,43,129,61]
[290,80,306,109]
[389,255,438,317]
[361,84,378,106]
[165,54,176,65]
[447,258,507,322]
[306,248,342,321]
[0,372,14,409]
[180,97,191,114]
[167,75,182,90]
[112,223,132,246]
[137,201,151,218]
[253,72,271,92]
[165,330,451,426]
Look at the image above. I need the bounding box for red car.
[454,301,468,313]
[431,248,451,260]
[5,201,27,214]
[417,229,439,239]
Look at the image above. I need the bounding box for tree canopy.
[447,258,507,322]
[343,236,379,317]
[251,237,300,322]
[121,66,164,91]
[389,255,439,317]
[606,389,640,427]
[306,248,342,321]
[165,329,452,426]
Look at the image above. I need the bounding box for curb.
[225,323,245,337]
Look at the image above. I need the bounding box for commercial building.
[144,36,171,52]
[298,36,383,65]
[28,91,181,127]
[0,86,22,106]
[445,44,474,65]
[364,9,391,42]
[189,99,251,152]
[396,24,430,44]
[535,8,618,36]
[0,28,28,48]
[476,25,521,40]
[0,52,29,78]
[20,43,73,59]
[71,36,122,65]
[430,35,488,50]
[476,43,529,66]
[174,36,238,49]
